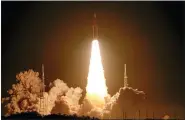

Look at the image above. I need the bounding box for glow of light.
[86,40,108,106]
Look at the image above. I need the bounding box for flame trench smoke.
[2,40,146,119]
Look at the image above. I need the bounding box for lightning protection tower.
[39,64,46,115]
[124,64,128,88]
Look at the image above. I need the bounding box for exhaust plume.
[86,40,108,107]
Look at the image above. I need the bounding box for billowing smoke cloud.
[111,87,146,119]
[2,69,145,119]
[2,70,42,115]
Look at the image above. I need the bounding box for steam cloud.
[2,69,145,118]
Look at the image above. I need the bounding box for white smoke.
[2,69,145,119]
[2,70,42,115]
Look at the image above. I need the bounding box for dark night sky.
[1,1,185,113]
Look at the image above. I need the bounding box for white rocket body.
[93,13,98,39]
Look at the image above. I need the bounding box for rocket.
[92,13,98,39]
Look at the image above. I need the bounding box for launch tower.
[124,64,128,88]
[39,64,46,115]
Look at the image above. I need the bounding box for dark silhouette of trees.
[2,112,100,120]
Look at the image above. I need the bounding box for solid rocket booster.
[92,13,98,39]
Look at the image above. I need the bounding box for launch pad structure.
[39,64,47,115]
[124,64,128,88]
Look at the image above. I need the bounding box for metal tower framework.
[39,64,47,115]
[124,64,128,88]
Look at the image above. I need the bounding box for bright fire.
[86,40,108,106]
